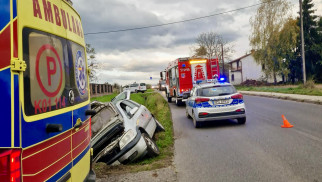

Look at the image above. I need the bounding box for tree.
[194,31,234,60]
[277,18,300,82]
[298,0,322,82]
[86,44,99,82]
[249,0,292,84]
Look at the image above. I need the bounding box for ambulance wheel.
[237,117,246,124]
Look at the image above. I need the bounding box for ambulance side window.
[23,28,88,116]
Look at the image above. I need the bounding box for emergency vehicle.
[164,57,220,105]
[0,0,95,181]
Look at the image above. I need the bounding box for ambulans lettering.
[32,0,83,38]
[53,4,61,26]
[43,0,54,23]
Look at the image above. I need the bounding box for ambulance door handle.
[74,122,82,129]
[74,118,83,129]
[46,124,63,133]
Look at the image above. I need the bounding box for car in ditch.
[185,80,246,128]
[89,91,164,165]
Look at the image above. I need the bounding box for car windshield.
[140,83,146,86]
[197,85,237,97]
[91,103,119,137]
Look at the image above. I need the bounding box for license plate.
[213,100,229,105]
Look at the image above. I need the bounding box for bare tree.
[194,31,234,60]
[86,44,99,82]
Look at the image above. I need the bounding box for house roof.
[229,53,252,63]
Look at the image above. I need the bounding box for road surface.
[170,95,322,182]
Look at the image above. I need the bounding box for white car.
[90,91,164,165]
[138,83,147,93]
[185,82,246,128]
[129,83,139,93]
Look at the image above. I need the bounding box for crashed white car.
[90,91,164,165]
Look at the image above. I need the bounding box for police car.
[185,78,246,128]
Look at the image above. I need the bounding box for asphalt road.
[170,95,322,182]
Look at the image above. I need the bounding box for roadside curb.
[239,91,322,105]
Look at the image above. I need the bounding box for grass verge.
[235,85,322,96]
[91,92,174,176]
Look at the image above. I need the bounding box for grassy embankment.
[235,84,322,96]
[91,91,174,175]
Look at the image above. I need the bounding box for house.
[229,53,282,85]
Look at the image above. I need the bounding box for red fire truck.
[164,57,220,105]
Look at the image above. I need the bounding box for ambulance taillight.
[0,149,21,182]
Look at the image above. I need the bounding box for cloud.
[73,0,322,85]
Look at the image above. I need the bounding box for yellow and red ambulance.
[0,0,95,181]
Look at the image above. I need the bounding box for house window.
[232,74,235,81]
[237,61,239,68]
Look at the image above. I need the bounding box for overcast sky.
[73,0,322,86]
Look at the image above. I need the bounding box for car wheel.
[167,94,172,103]
[237,117,246,124]
[142,133,160,157]
[135,90,138,93]
[175,98,183,106]
[186,108,191,118]
[192,111,201,128]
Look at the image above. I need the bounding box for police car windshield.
[197,85,237,97]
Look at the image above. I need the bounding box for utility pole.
[300,0,306,84]
[221,44,224,77]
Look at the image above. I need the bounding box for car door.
[187,88,194,116]
[112,90,131,105]
[21,29,90,181]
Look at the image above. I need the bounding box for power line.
[84,1,273,35]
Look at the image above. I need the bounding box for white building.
[229,53,282,85]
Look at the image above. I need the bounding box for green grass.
[92,92,174,175]
[91,93,118,102]
[235,85,322,96]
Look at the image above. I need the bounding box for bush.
[299,79,315,89]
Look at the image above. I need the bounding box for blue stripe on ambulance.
[0,0,10,30]
[0,68,12,147]
[47,163,72,182]
[21,111,73,148]
[14,74,20,147]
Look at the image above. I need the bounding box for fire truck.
[164,57,220,105]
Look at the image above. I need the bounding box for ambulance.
[0,0,95,181]
[164,57,220,106]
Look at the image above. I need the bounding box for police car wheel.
[192,112,201,128]
[186,108,191,118]
[237,117,246,124]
